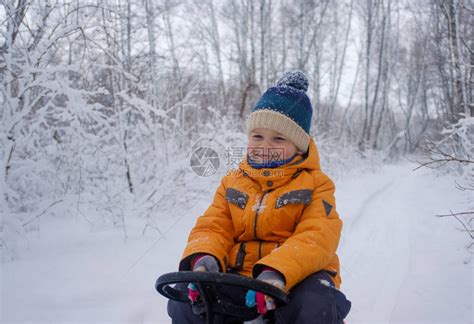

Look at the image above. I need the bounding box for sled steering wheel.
[155,271,289,324]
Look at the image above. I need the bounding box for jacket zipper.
[254,190,271,239]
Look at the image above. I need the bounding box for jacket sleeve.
[253,172,342,291]
[179,176,234,272]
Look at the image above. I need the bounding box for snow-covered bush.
[417,116,473,177]
[415,116,474,250]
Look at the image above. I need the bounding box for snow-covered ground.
[2,162,472,324]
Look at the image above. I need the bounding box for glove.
[192,254,220,272]
[188,254,219,303]
[245,269,285,315]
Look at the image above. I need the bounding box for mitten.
[192,254,219,272]
[245,269,285,314]
[187,254,219,303]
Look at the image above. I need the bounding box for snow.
[251,194,268,214]
[338,164,472,323]
[275,71,309,92]
[1,162,472,324]
[319,279,332,287]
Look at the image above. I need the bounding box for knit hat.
[246,71,313,152]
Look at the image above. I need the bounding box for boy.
[168,71,351,323]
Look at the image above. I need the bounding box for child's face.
[247,128,301,163]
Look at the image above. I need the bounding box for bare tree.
[221,0,260,118]
[441,0,469,120]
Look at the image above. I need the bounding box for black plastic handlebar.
[155,271,288,324]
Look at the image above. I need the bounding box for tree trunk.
[442,0,467,120]
[366,0,387,146]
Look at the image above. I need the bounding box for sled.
[155,271,289,324]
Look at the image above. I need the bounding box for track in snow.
[337,164,472,324]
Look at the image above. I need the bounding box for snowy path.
[338,164,472,323]
[1,163,472,323]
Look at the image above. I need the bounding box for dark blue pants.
[167,271,351,323]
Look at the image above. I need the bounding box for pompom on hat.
[246,70,313,152]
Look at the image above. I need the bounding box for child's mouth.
[252,155,277,162]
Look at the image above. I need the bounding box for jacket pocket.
[226,188,249,209]
[275,189,312,208]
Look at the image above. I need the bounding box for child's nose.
[259,140,272,151]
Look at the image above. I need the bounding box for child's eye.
[275,137,286,141]
[253,135,263,139]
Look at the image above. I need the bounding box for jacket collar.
[238,138,321,191]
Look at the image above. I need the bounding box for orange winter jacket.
[179,138,343,291]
